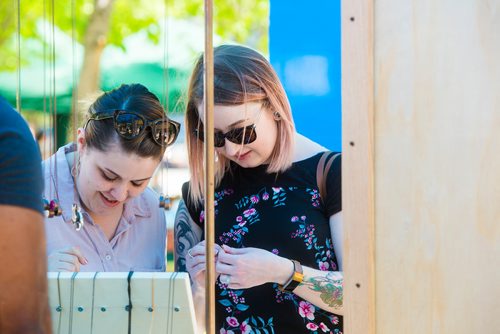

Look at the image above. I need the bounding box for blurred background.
[0,0,341,270]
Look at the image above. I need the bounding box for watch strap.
[279,260,303,292]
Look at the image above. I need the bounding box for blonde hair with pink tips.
[185,45,295,207]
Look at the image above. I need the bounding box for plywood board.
[373,0,500,333]
[342,0,376,333]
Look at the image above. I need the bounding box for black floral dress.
[182,152,342,334]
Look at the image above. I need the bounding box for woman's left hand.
[216,245,293,290]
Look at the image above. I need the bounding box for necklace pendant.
[71,204,84,231]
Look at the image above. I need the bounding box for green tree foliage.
[0,0,269,71]
[170,0,269,52]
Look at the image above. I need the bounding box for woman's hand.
[47,246,88,272]
[186,240,222,289]
[216,245,293,290]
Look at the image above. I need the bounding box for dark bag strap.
[317,151,341,204]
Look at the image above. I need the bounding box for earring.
[273,111,282,121]
[71,156,81,177]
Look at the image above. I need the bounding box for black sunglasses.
[194,124,257,148]
[85,110,180,146]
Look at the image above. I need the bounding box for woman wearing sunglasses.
[44,83,180,272]
[175,45,343,333]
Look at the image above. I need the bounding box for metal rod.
[203,0,215,333]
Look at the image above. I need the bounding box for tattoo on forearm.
[174,200,199,272]
[303,272,343,309]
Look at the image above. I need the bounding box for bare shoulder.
[292,133,328,162]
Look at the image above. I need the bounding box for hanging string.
[160,0,170,208]
[16,0,21,113]
[42,0,56,215]
[147,273,155,334]
[51,0,58,183]
[90,272,99,334]
[163,0,170,139]
[70,0,83,230]
[126,271,134,334]
[71,0,78,166]
[167,272,174,334]
[68,272,78,334]
[43,3,48,156]
[45,0,62,217]
[167,271,178,333]
[56,272,62,334]
[43,0,50,200]
[158,0,171,210]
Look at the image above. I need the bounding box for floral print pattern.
[306,188,321,208]
[194,154,342,333]
[273,284,342,333]
[290,215,338,272]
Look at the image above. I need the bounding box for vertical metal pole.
[203,0,216,333]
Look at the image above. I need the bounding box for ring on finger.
[187,249,194,259]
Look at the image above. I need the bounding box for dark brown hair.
[84,84,166,160]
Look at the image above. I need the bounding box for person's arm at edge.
[174,199,204,333]
[159,207,167,271]
[282,211,344,316]
[0,205,52,333]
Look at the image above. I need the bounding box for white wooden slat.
[47,272,196,334]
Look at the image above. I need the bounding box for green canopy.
[0,63,188,114]
[0,63,188,149]
[101,63,189,114]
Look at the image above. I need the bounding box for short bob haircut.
[84,83,167,161]
[185,44,295,205]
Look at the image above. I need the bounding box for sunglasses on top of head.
[194,123,257,148]
[85,110,180,146]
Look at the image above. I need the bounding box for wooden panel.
[342,0,376,333]
[47,272,196,334]
[374,0,500,333]
[71,273,94,333]
[92,272,129,333]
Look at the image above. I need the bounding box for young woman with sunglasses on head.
[44,83,180,272]
[174,45,343,333]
